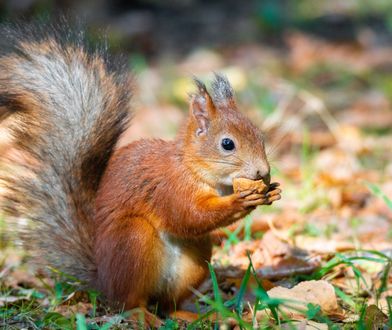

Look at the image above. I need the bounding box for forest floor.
[1,30,392,329]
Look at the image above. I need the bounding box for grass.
[184,250,391,329]
[188,258,281,330]
[2,248,391,329]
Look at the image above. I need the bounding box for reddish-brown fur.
[94,81,281,310]
[0,31,281,314]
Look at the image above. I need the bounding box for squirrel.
[0,27,281,314]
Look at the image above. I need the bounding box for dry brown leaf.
[257,256,320,280]
[0,296,28,307]
[266,280,341,318]
[335,125,364,153]
[315,148,360,185]
[54,302,93,317]
[363,305,388,330]
[294,236,355,254]
[281,320,328,330]
[261,231,292,259]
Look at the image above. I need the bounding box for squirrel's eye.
[221,138,235,151]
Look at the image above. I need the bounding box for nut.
[232,177,268,194]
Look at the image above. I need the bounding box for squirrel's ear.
[190,78,216,136]
[211,73,236,108]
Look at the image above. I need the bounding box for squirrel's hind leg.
[94,216,164,310]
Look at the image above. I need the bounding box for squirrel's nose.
[255,170,271,185]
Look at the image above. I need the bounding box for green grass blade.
[367,182,392,210]
[244,216,252,241]
[76,314,88,330]
[247,253,280,323]
[235,261,252,316]
[334,286,355,308]
[188,288,253,330]
[207,263,223,306]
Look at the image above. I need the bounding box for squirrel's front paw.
[232,182,281,209]
[233,190,267,209]
[264,182,281,205]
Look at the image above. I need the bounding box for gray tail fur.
[0,25,132,282]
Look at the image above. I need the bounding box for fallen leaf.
[364,305,388,330]
[281,320,328,330]
[0,296,28,307]
[266,280,341,318]
[294,236,355,254]
[256,256,320,280]
[54,302,93,317]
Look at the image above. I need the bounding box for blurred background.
[1,1,392,327]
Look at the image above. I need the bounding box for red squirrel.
[0,28,281,314]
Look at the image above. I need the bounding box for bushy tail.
[0,25,132,282]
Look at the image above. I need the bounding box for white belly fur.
[159,232,182,290]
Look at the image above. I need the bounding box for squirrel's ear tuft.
[211,73,236,107]
[190,77,216,136]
